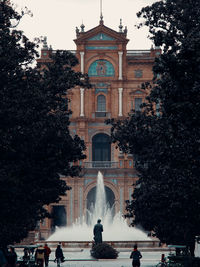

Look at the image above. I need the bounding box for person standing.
[93,219,103,245]
[35,246,45,267]
[55,245,64,267]
[6,247,17,267]
[0,248,7,267]
[130,244,142,267]
[43,244,51,267]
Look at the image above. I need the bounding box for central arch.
[87,186,115,215]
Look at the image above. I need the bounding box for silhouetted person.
[184,231,195,257]
[35,246,45,267]
[29,244,35,256]
[0,248,7,267]
[7,247,17,267]
[130,244,142,267]
[23,248,30,261]
[93,219,103,244]
[55,245,64,267]
[43,244,51,267]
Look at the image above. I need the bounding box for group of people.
[0,243,64,267]
[34,243,52,267]
[35,243,64,267]
[93,219,142,267]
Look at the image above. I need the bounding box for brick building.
[37,17,160,240]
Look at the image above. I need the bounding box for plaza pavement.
[47,249,164,267]
[43,240,200,267]
[16,247,173,267]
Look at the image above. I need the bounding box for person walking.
[93,219,103,245]
[130,244,142,267]
[43,244,51,267]
[55,245,64,267]
[35,246,45,267]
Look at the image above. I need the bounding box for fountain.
[47,171,150,242]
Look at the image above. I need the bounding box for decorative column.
[70,189,74,225]
[80,51,84,73]
[118,88,123,116]
[120,187,124,214]
[79,187,83,223]
[80,88,85,117]
[118,51,123,80]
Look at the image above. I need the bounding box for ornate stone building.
[37,17,160,240]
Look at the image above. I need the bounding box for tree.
[108,0,200,250]
[0,0,90,247]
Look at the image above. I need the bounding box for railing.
[95,111,111,118]
[127,50,150,54]
[84,161,118,168]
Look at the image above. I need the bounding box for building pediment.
[88,33,116,41]
[74,23,129,45]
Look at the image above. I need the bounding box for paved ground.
[15,240,200,267]
[16,247,174,267]
[47,249,163,267]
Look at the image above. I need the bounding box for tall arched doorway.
[51,205,67,232]
[92,133,111,165]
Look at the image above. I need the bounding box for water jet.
[47,172,150,242]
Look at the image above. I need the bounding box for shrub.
[91,242,119,259]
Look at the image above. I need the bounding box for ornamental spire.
[119,18,123,32]
[100,0,104,25]
[80,21,85,32]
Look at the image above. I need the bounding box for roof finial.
[119,18,123,32]
[42,36,48,49]
[80,21,85,32]
[100,0,104,24]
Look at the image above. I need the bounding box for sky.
[13,0,156,51]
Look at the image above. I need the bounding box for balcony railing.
[95,112,111,118]
[84,161,118,168]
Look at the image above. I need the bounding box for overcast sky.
[13,0,156,51]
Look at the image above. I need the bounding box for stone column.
[70,189,74,225]
[80,51,84,73]
[120,187,124,214]
[80,88,84,117]
[79,187,83,223]
[118,88,123,116]
[118,51,123,80]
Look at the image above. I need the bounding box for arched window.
[97,95,106,111]
[92,133,111,162]
[135,97,142,111]
[88,60,115,77]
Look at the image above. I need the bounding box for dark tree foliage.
[108,0,200,247]
[0,1,90,247]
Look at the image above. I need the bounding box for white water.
[48,171,150,241]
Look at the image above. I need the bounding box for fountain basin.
[37,240,159,248]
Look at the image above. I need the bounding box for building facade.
[37,18,160,240]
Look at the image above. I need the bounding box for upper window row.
[88,60,143,78]
[88,60,115,77]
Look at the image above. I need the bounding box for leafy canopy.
[108,0,200,245]
[0,0,90,247]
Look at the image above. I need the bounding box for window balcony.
[95,111,111,118]
[84,161,118,168]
